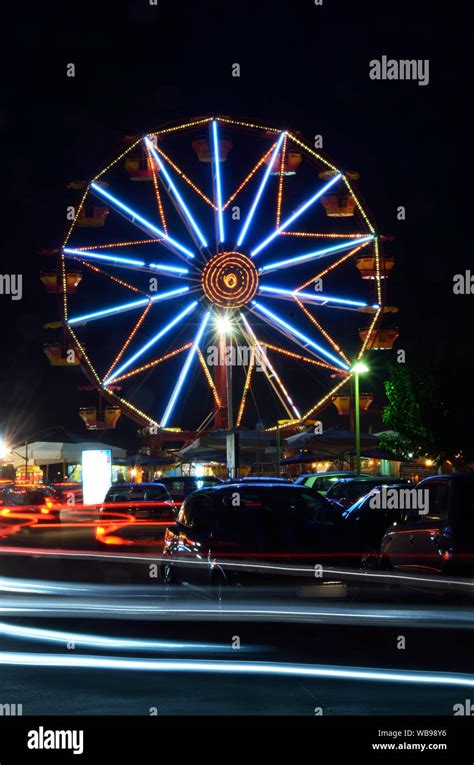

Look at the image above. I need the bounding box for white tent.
[8,441,126,467]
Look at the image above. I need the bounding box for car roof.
[108,482,166,489]
[330,475,395,484]
[191,481,316,493]
[301,471,359,478]
[158,476,221,482]
[419,472,474,484]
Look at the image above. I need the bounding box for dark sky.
[1,0,470,449]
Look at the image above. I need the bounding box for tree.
[379,362,458,465]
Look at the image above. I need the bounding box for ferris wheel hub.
[202,251,259,308]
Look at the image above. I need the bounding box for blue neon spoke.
[68,287,190,326]
[258,236,374,274]
[250,173,343,257]
[251,300,349,370]
[104,301,198,384]
[211,120,225,243]
[145,138,208,248]
[258,285,371,309]
[90,182,195,259]
[160,310,211,427]
[64,248,190,276]
[236,132,286,248]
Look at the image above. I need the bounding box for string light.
[223,142,277,210]
[75,260,145,295]
[148,117,213,137]
[275,132,287,228]
[240,314,300,420]
[74,239,163,250]
[197,348,221,407]
[294,298,351,366]
[145,141,168,234]
[341,174,375,233]
[280,231,370,239]
[151,144,216,209]
[295,245,366,291]
[236,348,255,427]
[358,307,382,358]
[110,343,192,383]
[259,343,343,373]
[217,117,280,133]
[93,137,142,181]
[286,131,338,172]
[103,304,152,382]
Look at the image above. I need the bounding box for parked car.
[294,471,372,495]
[97,482,177,550]
[155,476,223,504]
[325,476,410,509]
[100,482,175,519]
[340,485,413,566]
[162,481,350,594]
[0,486,62,521]
[231,476,292,483]
[379,473,474,579]
[50,481,83,505]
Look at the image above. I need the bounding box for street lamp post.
[351,361,370,475]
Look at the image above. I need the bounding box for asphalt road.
[0,520,473,716]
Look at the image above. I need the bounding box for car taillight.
[40,506,50,515]
[164,527,175,544]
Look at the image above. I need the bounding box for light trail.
[0,621,243,653]
[0,652,473,687]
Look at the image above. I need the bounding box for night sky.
[1,0,470,450]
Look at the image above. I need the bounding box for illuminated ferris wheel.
[45,116,397,435]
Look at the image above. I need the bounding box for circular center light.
[202,251,258,308]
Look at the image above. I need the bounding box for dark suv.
[162,482,348,592]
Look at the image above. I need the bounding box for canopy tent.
[8,440,126,467]
[114,454,176,467]
[285,428,379,451]
[179,429,277,465]
[280,450,340,465]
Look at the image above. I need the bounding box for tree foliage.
[380,362,460,465]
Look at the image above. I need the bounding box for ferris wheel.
[44,116,397,435]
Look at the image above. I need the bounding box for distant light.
[215,314,233,335]
[351,361,370,374]
[0,439,9,460]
